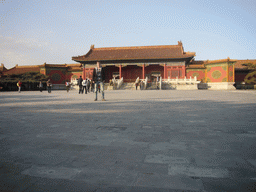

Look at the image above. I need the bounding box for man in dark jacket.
[92,62,105,101]
[78,76,83,94]
[46,79,52,93]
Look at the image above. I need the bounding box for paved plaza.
[0,89,256,192]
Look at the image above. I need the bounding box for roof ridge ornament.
[90,44,95,49]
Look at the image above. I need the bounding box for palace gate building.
[72,42,237,90]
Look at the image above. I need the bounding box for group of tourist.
[15,62,106,101]
[77,62,105,101]
[135,80,145,90]
[15,79,52,93]
[77,76,93,94]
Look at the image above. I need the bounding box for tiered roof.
[187,60,206,69]
[0,64,7,72]
[1,63,83,76]
[3,64,41,75]
[72,42,196,63]
[188,58,238,69]
[205,58,237,64]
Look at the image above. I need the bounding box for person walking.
[93,62,105,101]
[87,79,90,93]
[91,81,94,93]
[46,79,52,93]
[82,79,87,94]
[39,81,43,92]
[78,76,83,94]
[65,81,71,92]
[140,80,143,90]
[17,81,22,93]
[156,77,159,90]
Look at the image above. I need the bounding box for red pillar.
[83,64,86,80]
[182,65,186,78]
[142,64,145,79]
[164,63,166,79]
[119,65,122,79]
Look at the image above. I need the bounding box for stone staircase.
[106,82,160,90]
[146,82,159,90]
[120,83,136,90]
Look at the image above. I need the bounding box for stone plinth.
[207,82,236,90]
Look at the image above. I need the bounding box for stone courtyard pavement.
[0,89,256,192]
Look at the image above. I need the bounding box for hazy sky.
[1,0,256,69]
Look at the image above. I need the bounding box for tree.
[0,72,49,83]
[242,63,256,70]
[242,63,256,85]
[0,72,49,91]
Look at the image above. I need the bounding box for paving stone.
[21,166,82,180]
[168,165,229,178]
[24,177,100,192]
[139,163,168,175]
[0,173,37,192]
[149,141,188,151]
[247,159,256,168]
[194,156,249,168]
[145,154,190,165]
[201,178,256,192]
[133,173,204,191]
[1,90,256,191]
[74,167,138,186]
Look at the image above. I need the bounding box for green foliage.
[0,72,49,83]
[242,63,256,69]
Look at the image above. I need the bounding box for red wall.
[105,66,119,82]
[206,66,227,82]
[228,65,234,82]
[145,65,164,77]
[122,65,142,82]
[66,72,82,81]
[47,69,66,84]
[186,69,205,81]
[103,65,165,82]
[166,66,185,79]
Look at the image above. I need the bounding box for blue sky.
[1,0,255,69]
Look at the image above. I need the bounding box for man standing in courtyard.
[93,62,105,101]
[82,78,87,94]
[46,79,52,93]
[17,81,22,93]
[39,81,44,92]
[78,76,83,94]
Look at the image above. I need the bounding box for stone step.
[120,83,136,90]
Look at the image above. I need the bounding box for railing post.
[145,76,148,89]
[160,76,162,90]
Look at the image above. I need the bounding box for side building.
[0,63,83,90]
